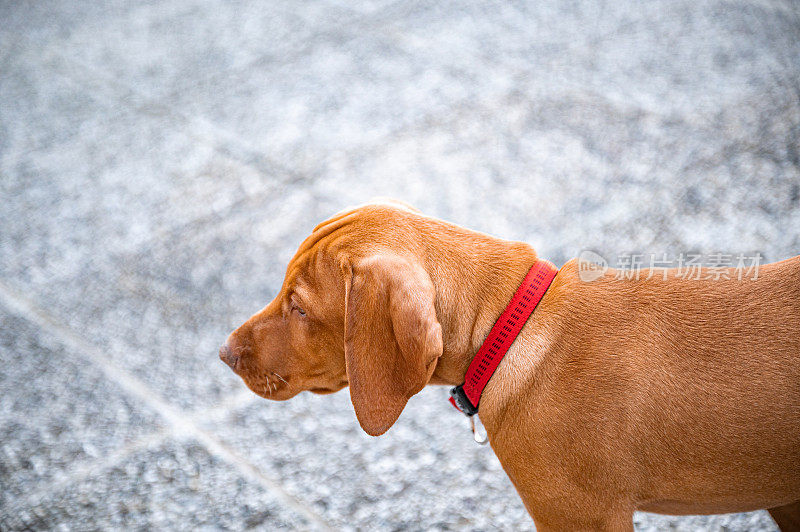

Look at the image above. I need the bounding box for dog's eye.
[290,301,306,317]
[289,293,306,317]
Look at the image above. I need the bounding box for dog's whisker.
[272,372,288,385]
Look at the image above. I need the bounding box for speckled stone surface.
[0,311,163,508]
[0,438,310,531]
[1,0,798,529]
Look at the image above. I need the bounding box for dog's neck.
[425,231,540,386]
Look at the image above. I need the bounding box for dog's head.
[220,202,443,436]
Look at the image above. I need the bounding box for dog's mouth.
[245,373,347,399]
[309,387,337,394]
[309,378,348,395]
[247,372,292,399]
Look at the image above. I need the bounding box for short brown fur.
[222,201,800,531]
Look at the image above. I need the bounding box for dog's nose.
[219,342,239,371]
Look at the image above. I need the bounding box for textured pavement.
[1,0,799,530]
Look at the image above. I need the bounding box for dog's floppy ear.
[344,254,443,436]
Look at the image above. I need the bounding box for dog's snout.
[219,341,240,371]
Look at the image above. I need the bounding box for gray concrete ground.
[1,0,799,529]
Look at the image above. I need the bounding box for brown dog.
[221,201,800,531]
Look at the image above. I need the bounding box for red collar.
[449,259,559,416]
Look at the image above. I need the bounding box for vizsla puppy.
[220,201,800,531]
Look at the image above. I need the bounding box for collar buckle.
[449,385,478,416]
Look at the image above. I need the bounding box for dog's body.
[221,202,800,531]
[483,255,800,530]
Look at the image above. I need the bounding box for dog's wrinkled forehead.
[298,203,418,259]
[282,203,409,290]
